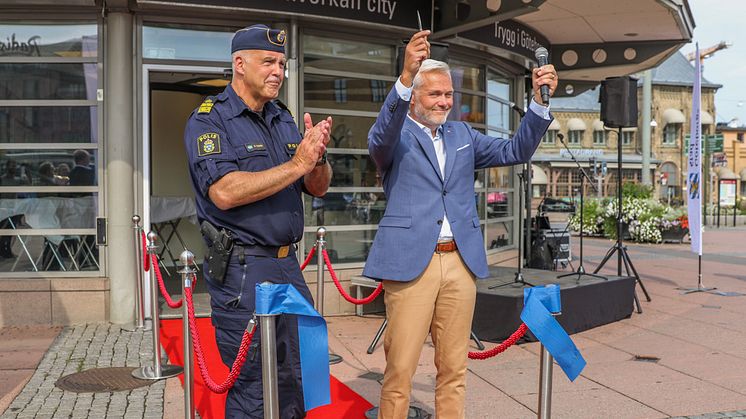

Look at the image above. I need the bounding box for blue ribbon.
[255,283,330,411]
[521,284,586,381]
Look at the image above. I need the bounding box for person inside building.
[69,149,95,186]
[363,30,558,419]
[183,24,332,418]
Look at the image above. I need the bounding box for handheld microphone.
[534,46,550,105]
[509,102,525,117]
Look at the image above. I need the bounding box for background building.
[0,0,695,326]
[533,51,720,205]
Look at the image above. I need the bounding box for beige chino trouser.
[377,250,477,419]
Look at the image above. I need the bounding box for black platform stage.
[472,266,636,343]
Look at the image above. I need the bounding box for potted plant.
[658,207,689,243]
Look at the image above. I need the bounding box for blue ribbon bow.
[521,284,586,381]
[255,283,331,411]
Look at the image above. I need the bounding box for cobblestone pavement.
[0,323,164,419]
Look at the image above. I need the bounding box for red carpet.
[160,317,373,418]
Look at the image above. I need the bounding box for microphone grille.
[535,46,549,60]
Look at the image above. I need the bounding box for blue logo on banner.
[689,173,700,199]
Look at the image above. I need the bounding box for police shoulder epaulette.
[198,97,216,114]
[273,99,292,117]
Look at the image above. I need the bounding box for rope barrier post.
[537,311,560,419]
[316,227,343,365]
[132,231,183,381]
[123,215,148,332]
[315,227,325,315]
[178,250,196,419]
[257,281,280,419]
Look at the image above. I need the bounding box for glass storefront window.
[449,92,485,124]
[304,191,386,226]
[450,60,484,92]
[303,229,377,264]
[487,98,510,131]
[0,22,100,274]
[0,63,97,100]
[487,73,510,98]
[486,191,513,219]
[304,75,393,113]
[327,153,380,188]
[0,149,97,187]
[0,24,97,58]
[486,221,513,250]
[303,34,395,76]
[0,107,98,143]
[143,26,233,61]
[309,113,375,150]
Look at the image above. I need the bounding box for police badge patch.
[197,133,221,156]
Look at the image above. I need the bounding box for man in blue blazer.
[364,30,558,419]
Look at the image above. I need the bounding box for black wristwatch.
[316,151,328,167]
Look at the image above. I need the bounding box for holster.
[200,220,233,285]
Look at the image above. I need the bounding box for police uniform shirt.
[184,84,305,247]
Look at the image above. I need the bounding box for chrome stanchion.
[537,311,560,419]
[179,250,196,419]
[123,215,148,332]
[258,281,280,419]
[132,231,183,380]
[316,227,342,365]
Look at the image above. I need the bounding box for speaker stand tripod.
[556,136,606,282]
[592,127,651,313]
[490,167,533,289]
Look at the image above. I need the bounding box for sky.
[688,0,746,126]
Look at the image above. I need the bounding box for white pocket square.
[456,144,471,151]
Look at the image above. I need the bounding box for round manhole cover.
[56,367,154,392]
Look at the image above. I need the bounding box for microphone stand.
[556,135,607,282]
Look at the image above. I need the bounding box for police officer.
[184,24,332,418]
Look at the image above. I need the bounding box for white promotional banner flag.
[687,43,703,255]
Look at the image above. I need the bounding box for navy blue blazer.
[362,87,552,282]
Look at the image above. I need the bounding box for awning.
[715,167,739,180]
[592,120,605,131]
[741,168,746,181]
[439,0,693,97]
[662,108,686,125]
[567,118,587,131]
[532,164,548,185]
[548,119,561,131]
[701,111,714,125]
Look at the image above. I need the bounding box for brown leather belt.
[435,240,457,253]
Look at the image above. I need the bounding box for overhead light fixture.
[195,79,230,87]
[457,0,471,21]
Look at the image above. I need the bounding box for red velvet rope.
[468,323,528,360]
[151,253,182,309]
[322,249,383,305]
[142,231,150,272]
[185,285,255,394]
[300,245,316,271]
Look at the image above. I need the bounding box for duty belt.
[235,243,294,259]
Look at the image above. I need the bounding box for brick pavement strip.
[0,323,167,419]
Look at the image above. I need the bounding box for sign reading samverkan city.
[159,0,431,29]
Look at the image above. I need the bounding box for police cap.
[231,24,286,54]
